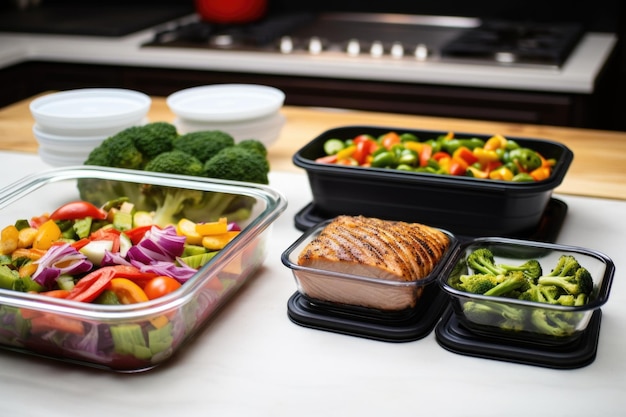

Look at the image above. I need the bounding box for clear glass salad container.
[0,166,286,372]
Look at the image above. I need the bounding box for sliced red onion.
[228,222,241,232]
[130,259,197,283]
[101,251,131,267]
[32,243,93,288]
[127,225,186,263]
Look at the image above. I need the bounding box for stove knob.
[370,41,384,58]
[414,43,429,61]
[390,42,404,59]
[346,39,360,57]
[308,37,323,55]
[279,36,294,54]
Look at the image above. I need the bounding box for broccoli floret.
[140,150,208,227]
[84,132,143,169]
[172,130,235,163]
[236,139,268,158]
[129,122,177,161]
[457,273,501,294]
[519,282,562,304]
[144,150,205,177]
[544,255,581,278]
[555,293,588,307]
[204,145,270,184]
[529,309,576,337]
[463,300,526,332]
[537,266,593,297]
[483,271,528,297]
[466,248,542,280]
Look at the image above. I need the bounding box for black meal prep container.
[292,126,574,238]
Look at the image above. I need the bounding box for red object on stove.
[195,0,267,24]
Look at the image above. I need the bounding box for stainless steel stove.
[144,12,584,69]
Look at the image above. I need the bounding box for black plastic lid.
[435,307,602,369]
[287,284,450,343]
[294,197,568,243]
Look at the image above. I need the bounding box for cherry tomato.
[143,276,182,300]
[49,201,107,221]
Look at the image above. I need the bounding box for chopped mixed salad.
[0,197,248,370]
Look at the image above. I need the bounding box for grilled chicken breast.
[296,215,450,310]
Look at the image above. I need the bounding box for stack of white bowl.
[30,88,151,166]
[167,84,286,147]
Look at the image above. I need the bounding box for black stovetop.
[0,4,194,37]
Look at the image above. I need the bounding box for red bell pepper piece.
[66,265,157,303]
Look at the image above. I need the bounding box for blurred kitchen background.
[0,0,624,131]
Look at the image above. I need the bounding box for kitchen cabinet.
[0,59,614,129]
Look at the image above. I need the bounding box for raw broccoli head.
[236,139,268,158]
[144,150,205,177]
[140,150,208,227]
[204,145,270,185]
[172,130,235,163]
[130,122,178,161]
[84,132,143,169]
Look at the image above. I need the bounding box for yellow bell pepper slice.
[195,217,228,236]
[176,218,204,245]
[32,220,62,250]
[0,225,19,255]
[202,231,240,251]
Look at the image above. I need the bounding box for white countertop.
[0,14,617,94]
[0,150,624,417]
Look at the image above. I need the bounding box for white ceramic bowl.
[167,84,285,123]
[30,88,151,136]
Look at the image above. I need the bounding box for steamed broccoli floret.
[530,309,576,337]
[172,130,235,163]
[537,266,593,297]
[204,145,270,185]
[457,273,501,294]
[130,122,178,161]
[463,300,526,332]
[483,271,528,297]
[519,282,561,304]
[467,248,542,280]
[555,293,588,307]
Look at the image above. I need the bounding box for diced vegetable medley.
[317,131,556,182]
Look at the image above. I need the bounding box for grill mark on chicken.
[298,215,449,282]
